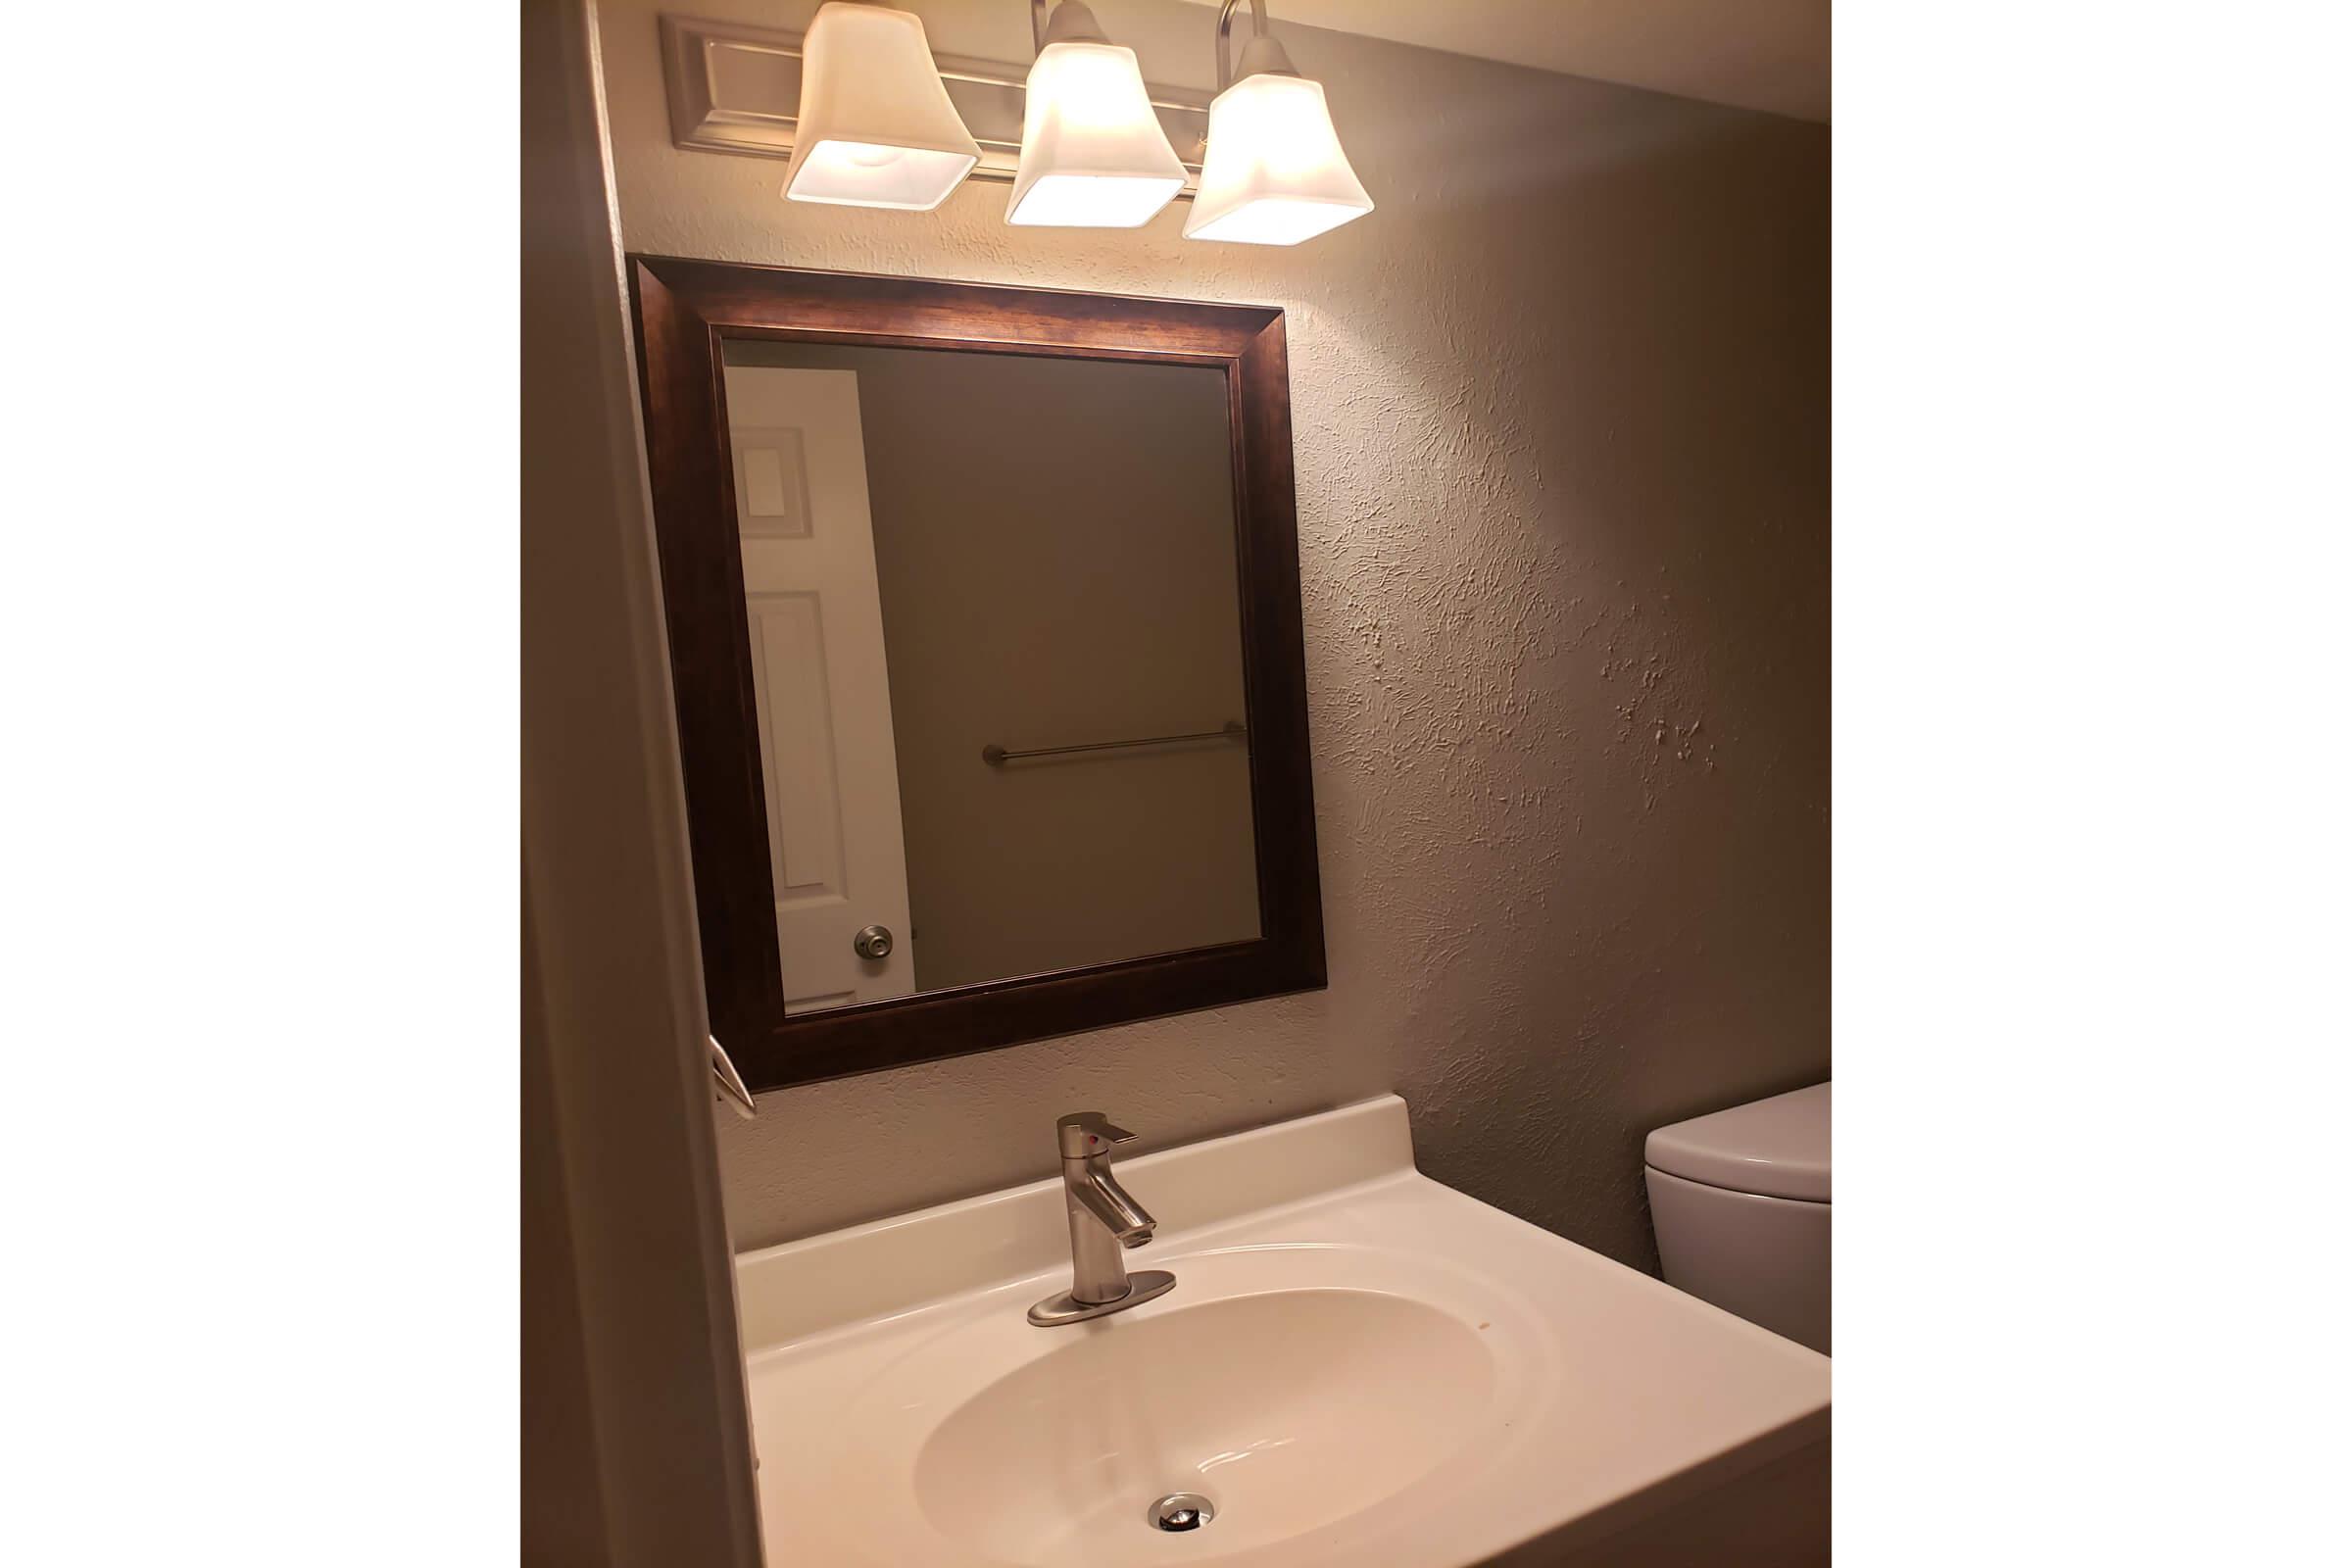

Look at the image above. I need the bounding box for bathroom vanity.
[733,1098,1831,1565]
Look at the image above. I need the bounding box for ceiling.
[1178,0,1831,122]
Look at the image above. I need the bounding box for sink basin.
[916,1278,1498,1563]
[735,1097,1829,1566]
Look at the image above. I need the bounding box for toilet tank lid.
[1644,1082,1830,1202]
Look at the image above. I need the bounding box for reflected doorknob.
[854,924,894,960]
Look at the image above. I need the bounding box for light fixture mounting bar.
[659,14,1211,189]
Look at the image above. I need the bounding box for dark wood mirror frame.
[628,257,1326,1092]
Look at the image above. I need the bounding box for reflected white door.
[722,365,917,1010]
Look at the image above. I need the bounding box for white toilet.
[1644,1081,1831,1354]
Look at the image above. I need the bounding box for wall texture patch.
[596,0,1830,1271]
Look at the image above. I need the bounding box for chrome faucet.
[1028,1111,1177,1326]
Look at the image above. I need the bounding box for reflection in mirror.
[717,342,1260,1016]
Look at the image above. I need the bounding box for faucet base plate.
[1026,1269,1176,1327]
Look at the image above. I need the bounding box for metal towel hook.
[709,1034,756,1119]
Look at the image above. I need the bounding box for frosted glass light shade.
[783,3,979,211]
[1184,72,1373,245]
[1007,40,1187,227]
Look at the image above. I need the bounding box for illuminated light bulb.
[1007,3,1187,228]
[782,3,979,211]
[1185,30,1372,245]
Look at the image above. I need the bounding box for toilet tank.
[1644,1083,1831,1354]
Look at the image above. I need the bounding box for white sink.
[915,1270,1502,1562]
[735,1097,1830,1566]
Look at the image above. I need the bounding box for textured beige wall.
[723,342,1257,993]
[598,0,1830,1270]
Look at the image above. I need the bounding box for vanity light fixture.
[1007,1,1189,227]
[1185,0,1373,245]
[781,2,980,210]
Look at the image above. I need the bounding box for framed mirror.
[629,258,1325,1091]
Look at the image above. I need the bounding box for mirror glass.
[717,340,1260,1015]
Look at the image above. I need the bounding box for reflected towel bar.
[983,719,1247,766]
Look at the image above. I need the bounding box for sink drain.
[1148,1493,1216,1533]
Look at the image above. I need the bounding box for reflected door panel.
[721,340,1259,1014]
[723,365,918,1010]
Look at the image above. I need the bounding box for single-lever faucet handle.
[1056,1110,1135,1158]
[1030,1110,1176,1325]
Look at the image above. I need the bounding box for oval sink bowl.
[915,1288,1494,1563]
